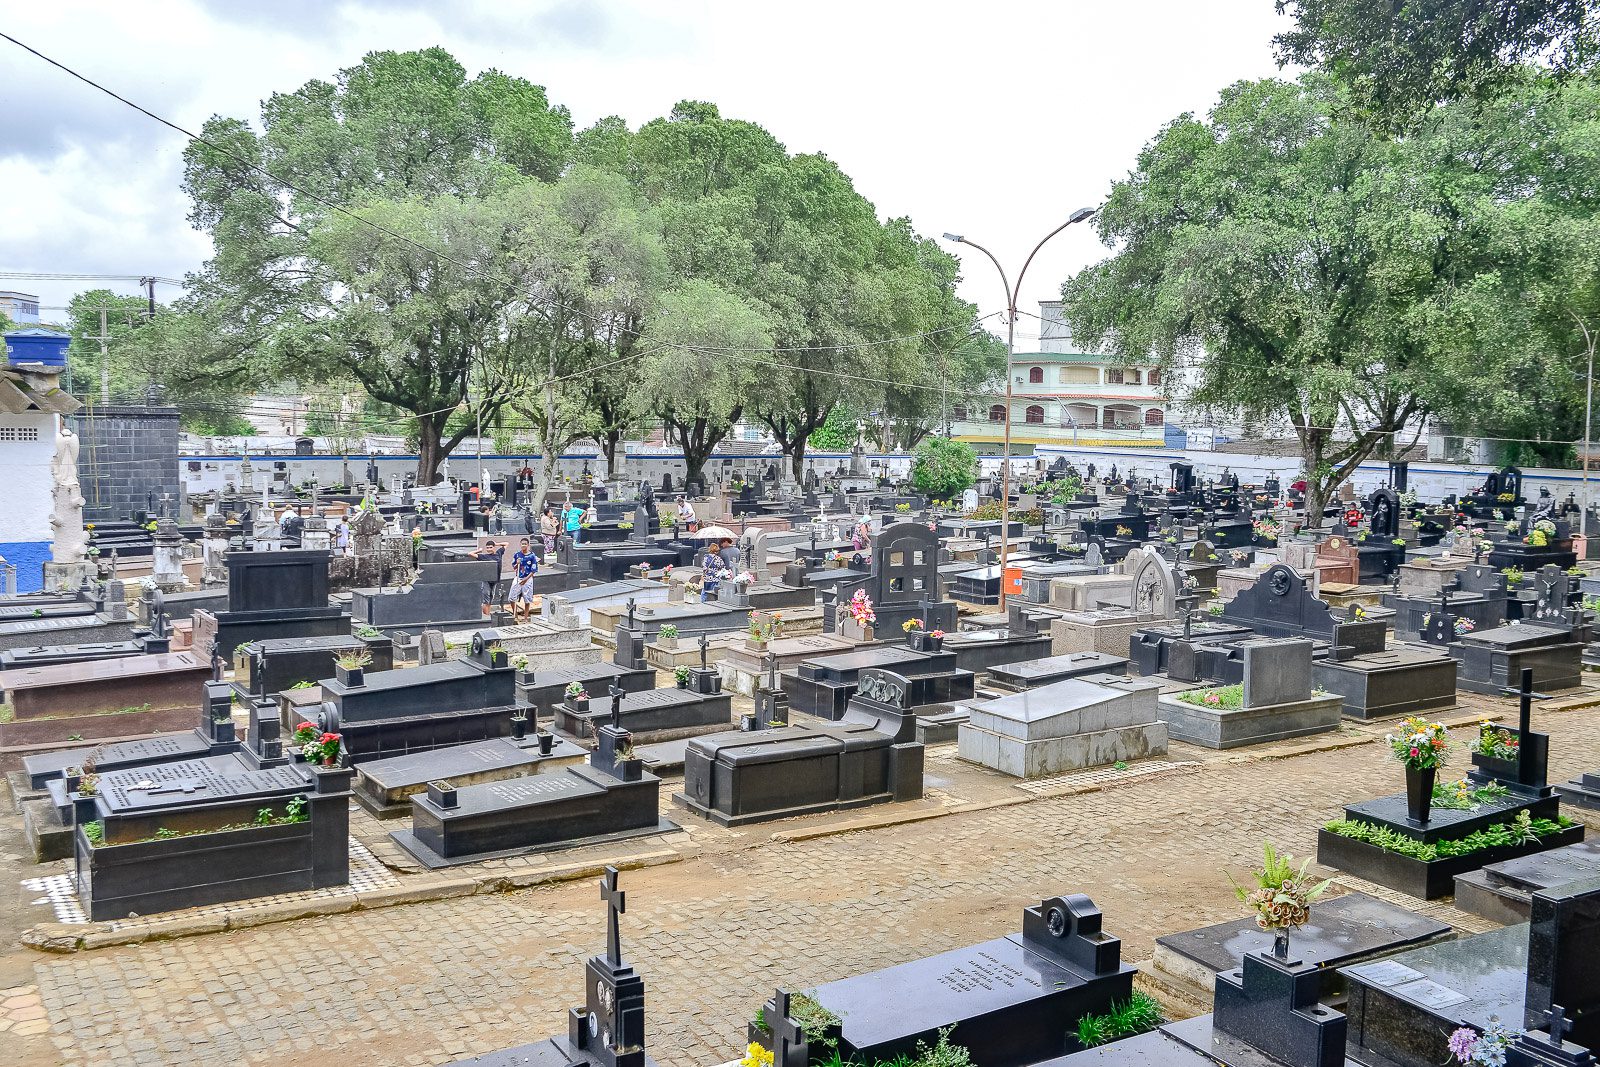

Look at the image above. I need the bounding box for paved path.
[4,694,1599,1067]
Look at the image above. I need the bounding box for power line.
[0,31,986,365]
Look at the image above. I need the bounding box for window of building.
[988,404,1006,422]
[1125,369,1142,385]
[952,405,968,421]
[1147,368,1162,387]
[1025,405,1045,425]
[1060,366,1098,385]
[1144,408,1165,426]
[1027,366,1044,384]
[1105,368,1124,385]
[0,426,40,442]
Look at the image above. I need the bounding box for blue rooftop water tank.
[4,328,69,368]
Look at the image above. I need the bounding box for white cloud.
[2,0,1296,333]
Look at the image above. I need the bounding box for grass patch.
[753,991,842,1048]
[1324,811,1574,861]
[1175,684,1243,710]
[1076,991,1165,1048]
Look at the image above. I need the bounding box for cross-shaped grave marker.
[767,989,805,1067]
[609,684,625,731]
[600,864,625,966]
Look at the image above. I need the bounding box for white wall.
[0,410,57,544]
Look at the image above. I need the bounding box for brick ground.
[3,691,1599,1067]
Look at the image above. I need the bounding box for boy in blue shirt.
[508,536,540,624]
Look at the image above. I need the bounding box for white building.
[0,357,73,592]
[0,291,41,325]
[950,300,1170,452]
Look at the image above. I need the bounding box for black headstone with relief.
[806,893,1134,1067]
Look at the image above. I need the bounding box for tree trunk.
[789,440,807,486]
[601,431,622,478]
[416,413,448,485]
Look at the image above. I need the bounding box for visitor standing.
[470,539,507,618]
[539,506,559,558]
[676,495,698,533]
[508,536,539,624]
[564,499,584,545]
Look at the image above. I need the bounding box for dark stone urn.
[1405,764,1436,826]
[908,630,944,653]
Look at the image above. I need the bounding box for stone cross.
[768,989,805,1067]
[609,684,625,731]
[626,597,637,631]
[210,648,224,682]
[600,865,626,967]
[1547,1004,1570,1046]
[698,633,710,670]
[763,650,778,692]
[1182,609,1195,641]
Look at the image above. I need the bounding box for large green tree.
[1060,72,1598,523]
[1275,0,1598,117]
[636,280,770,489]
[579,101,992,482]
[181,48,573,480]
[63,290,257,434]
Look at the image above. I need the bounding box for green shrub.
[910,439,978,501]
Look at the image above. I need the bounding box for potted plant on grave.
[1227,842,1330,960]
[509,709,529,740]
[1470,720,1522,783]
[565,681,589,711]
[612,734,643,782]
[300,727,343,768]
[902,618,945,653]
[841,588,877,640]
[334,647,373,687]
[1387,716,1452,825]
[674,665,691,689]
[747,616,773,651]
[658,623,679,650]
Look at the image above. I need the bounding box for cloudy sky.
[2,1,1293,343]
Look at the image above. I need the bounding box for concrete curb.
[21,847,683,954]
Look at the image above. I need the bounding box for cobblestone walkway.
[4,693,1600,1067]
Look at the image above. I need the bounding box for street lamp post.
[944,208,1096,609]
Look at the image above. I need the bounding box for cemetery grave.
[770,892,1136,1067]
[1155,638,1344,749]
[1319,670,1587,898]
[676,667,927,826]
[1341,877,1600,1067]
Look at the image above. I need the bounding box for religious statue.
[48,426,88,563]
[1532,487,1558,525]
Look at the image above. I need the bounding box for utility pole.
[944,207,1097,608]
[81,307,111,404]
[138,277,156,319]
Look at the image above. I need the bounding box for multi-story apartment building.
[950,300,1170,451]
[0,291,42,325]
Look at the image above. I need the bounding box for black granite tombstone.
[443,866,659,1066]
[805,893,1135,1067]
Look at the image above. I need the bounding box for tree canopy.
[180,47,574,480]
[174,54,991,482]
[1275,0,1600,118]
[1060,71,1600,520]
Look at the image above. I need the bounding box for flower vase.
[1405,764,1436,825]
[1272,929,1290,961]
